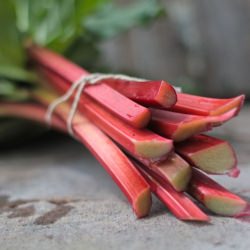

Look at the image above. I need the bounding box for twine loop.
[45,73,146,136]
[45,73,181,136]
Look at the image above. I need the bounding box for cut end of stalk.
[173,120,210,142]
[158,163,191,192]
[135,139,173,159]
[135,163,209,221]
[190,142,236,174]
[156,154,192,191]
[155,81,177,108]
[176,135,237,174]
[210,95,245,116]
[133,188,152,218]
[204,196,247,216]
[171,164,192,192]
[189,169,247,217]
[150,109,214,142]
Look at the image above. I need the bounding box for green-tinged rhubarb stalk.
[175,134,239,176]
[188,169,247,216]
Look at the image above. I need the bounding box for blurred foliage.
[0,0,165,145]
[0,0,164,100]
[84,1,165,40]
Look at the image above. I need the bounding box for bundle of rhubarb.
[0,44,248,221]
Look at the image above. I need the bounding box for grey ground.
[0,108,249,250]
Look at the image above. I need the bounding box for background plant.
[0,0,164,146]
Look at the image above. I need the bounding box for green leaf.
[11,0,110,53]
[0,65,37,84]
[0,0,164,99]
[0,80,16,95]
[84,0,165,40]
[47,0,110,52]
[0,79,30,101]
[0,0,25,66]
[65,36,100,70]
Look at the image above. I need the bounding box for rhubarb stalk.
[172,93,245,116]
[28,91,152,218]
[33,70,173,162]
[79,94,172,161]
[136,153,192,192]
[188,169,247,216]
[175,134,238,175]
[0,102,65,132]
[33,84,189,192]
[150,108,237,142]
[27,45,151,128]
[100,78,177,108]
[134,162,209,221]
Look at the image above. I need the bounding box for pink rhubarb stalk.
[101,78,177,108]
[73,120,152,218]
[188,169,247,216]
[136,153,192,192]
[172,93,245,116]
[27,45,151,128]
[0,102,65,132]
[34,81,187,191]
[35,69,173,162]
[134,162,209,221]
[175,134,238,175]
[83,83,151,128]
[30,92,152,218]
[150,108,237,141]
[80,94,172,162]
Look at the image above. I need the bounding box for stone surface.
[0,108,249,250]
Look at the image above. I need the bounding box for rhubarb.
[29,91,152,218]
[134,162,209,221]
[34,84,188,191]
[175,134,238,175]
[150,108,211,141]
[2,2,247,223]
[83,83,151,128]
[79,94,172,161]
[172,93,245,116]
[0,102,65,132]
[28,45,177,109]
[74,120,152,218]
[100,78,177,108]
[136,153,192,192]
[188,169,247,216]
[150,108,237,142]
[28,45,151,128]
[34,70,173,162]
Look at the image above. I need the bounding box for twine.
[45,73,181,136]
